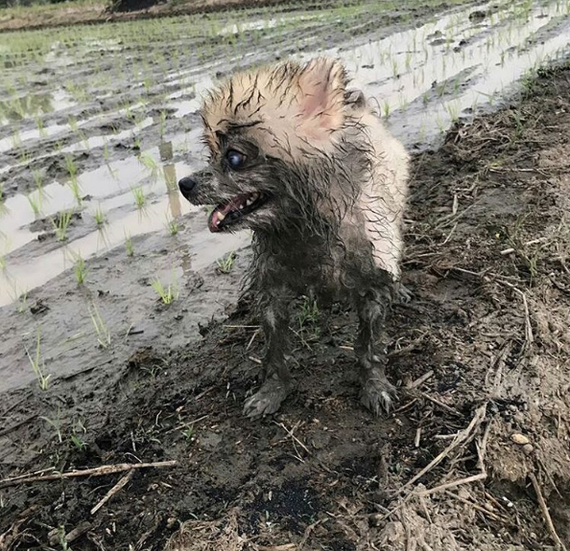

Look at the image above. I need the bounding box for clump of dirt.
[1,65,570,551]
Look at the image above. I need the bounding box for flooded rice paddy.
[0,0,570,390]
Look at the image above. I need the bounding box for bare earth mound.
[1,66,569,551]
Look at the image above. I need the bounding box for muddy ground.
[1,58,569,551]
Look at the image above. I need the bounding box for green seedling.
[40,408,63,443]
[151,277,178,305]
[17,290,28,313]
[297,295,320,329]
[88,303,111,348]
[216,251,235,274]
[25,328,51,390]
[65,154,78,178]
[51,210,73,241]
[93,205,106,226]
[166,214,179,236]
[125,233,134,257]
[73,253,87,284]
[131,186,146,209]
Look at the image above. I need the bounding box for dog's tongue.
[209,198,242,232]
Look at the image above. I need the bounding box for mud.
[1,0,570,549]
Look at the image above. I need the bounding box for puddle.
[1,0,570,307]
[298,0,570,146]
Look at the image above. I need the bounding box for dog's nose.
[178,176,197,198]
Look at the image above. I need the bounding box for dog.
[178,57,410,417]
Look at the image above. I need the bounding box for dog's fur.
[178,57,410,417]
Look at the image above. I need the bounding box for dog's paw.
[243,379,290,418]
[360,375,397,416]
[396,283,413,304]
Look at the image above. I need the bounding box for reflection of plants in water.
[68,177,82,206]
[137,152,159,179]
[26,191,42,216]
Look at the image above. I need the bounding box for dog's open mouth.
[209,192,268,232]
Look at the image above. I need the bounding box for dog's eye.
[226,149,246,169]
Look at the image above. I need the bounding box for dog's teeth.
[217,212,225,222]
[239,204,244,210]
[245,199,253,206]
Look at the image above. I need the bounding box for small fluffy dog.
[179,57,410,417]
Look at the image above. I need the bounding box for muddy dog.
[178,57,410,417]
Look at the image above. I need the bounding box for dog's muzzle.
[178,176,198,201]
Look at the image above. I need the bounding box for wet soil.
[1,61,570,551]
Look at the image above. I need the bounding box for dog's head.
[178,57,367,233]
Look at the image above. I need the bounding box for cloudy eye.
[226,149,246,169]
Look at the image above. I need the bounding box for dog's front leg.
[243,288,293,418]
[354,282,397,415]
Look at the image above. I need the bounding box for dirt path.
[1,61,569,551]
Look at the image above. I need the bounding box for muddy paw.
[396,283,413,304]
[360,375,397,416]
[243,379,290,418]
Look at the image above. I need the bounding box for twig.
[415,473,487,496]
[529,472,568,551]
[275,421,310,456]
[0,460,177,489]
[91,470,135,515]
[420,392,462,416]
[397,404,487,495]
[444,491,508,523]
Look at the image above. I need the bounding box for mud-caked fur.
[178,57,410,417]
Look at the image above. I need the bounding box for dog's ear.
[296,58,347,141]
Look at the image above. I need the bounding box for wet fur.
[179,58,410,417]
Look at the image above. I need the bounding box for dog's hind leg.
[354,281,397,415]
[243,289,293,418]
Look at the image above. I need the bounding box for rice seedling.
[40,408,63,443]
[165,214,179,235]
[65,153,78,177]
[131,186,146,209]
[51,210,73,241]
[125,233,134,256]
[67,115,78,132]
[93,205,106,226]
[88,302,111,348]
[216,251,236,274]
[297,295,320,329]
[25,328,51,390]
[151,276,179,305]
[73,252,88,284]
[51,209,73,241]
[16,290,28,313]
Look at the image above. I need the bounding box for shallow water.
[0,0,569,307]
